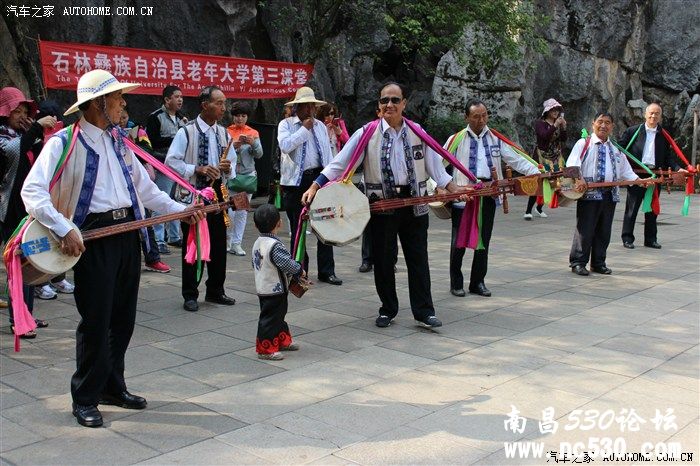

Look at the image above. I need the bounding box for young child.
[251,204,303,360]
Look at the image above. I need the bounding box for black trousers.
[525,196,543,214]
[71,219,140,405]
[283,170,335,278]
[361,225,372,265]
[621,184,659,244]
[256,293,292,353]
[180,211,227,301]
[370,208,434,320]
[141,209,160,264]
[449,197,496,290]
[569,192,615,268]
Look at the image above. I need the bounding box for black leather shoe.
[358,263,373,273]
[168,239,183,248]
[318,274,343,285]
[468,283,491,297]
[72,403,103,427]
[571,265,589,276]
[622,241,635,249]
[450,288,466,297]
[100,391,147,410]
[592,266,612,275]
[205,294,236,305]
[183,299,199,312]
[644,241,662,249]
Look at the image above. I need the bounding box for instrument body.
[18,193,250,285]
[20,219,82,285]
[308,182,371,246]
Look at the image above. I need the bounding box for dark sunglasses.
[379,96,403,105]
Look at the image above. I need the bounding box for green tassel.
[476,198,485,250]
[274,183,282,209]
[542,179,553,204]
[681,195,690,216]
[294,220,307,262]
[195,228,203,282]
[581,128,589,139]
[641,185,654,213]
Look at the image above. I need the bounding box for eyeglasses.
[379,97,402,105]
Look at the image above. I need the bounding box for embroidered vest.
[252,236,287,296]
[49,128,146,225]
[181,121,231,186]
[450,130,503,187]
[580,140,621,202]
[279,118,334,187]
[362,124,429,216]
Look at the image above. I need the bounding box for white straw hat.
[541,98,563,116]
[64,69,140,116]
[284,87,326,106]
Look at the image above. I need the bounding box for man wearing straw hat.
[278,86,342,285]
[22,69,204,427]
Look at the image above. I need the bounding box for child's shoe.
[258,352,284,360]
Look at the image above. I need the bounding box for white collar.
[590,133,609,145]
[380,117,407,136]
[196,115,216,133]
[645,124,658,133]
[466,125,489,139]
[79,117,109,144]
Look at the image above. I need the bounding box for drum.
[557,166,584,205]
[309,182,370,246]
[426,178,451,219]
[20,219,81,285]
[289,276,310,298]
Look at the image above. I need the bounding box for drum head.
[310,182,370,246]
[21,219,81,275]
[559,177,584,200]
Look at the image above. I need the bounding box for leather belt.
[302,167,322,176]
[83,207,135,229]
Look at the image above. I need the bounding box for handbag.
[228,173,257,194]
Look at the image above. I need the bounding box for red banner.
[39,40,314,99]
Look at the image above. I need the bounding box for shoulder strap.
[579,137,592,163]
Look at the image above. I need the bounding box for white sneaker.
[35,284,57,300]
[536,210,548,218]
[258,352,284,360]
[230,244,246,256]
[52,279,75,293]
[523,213,533,220]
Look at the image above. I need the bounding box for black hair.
[254,204,280,233]
[163,85,181,100]
[37,100,64,122]
[199,86,222,105]
[230,101,251,117]
[78,100,92,112]
[379,81,408,99]
[593,111,614,123]
[465,98,486,116]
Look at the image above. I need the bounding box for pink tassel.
[455,200,480,249]
[4,233,36,352]
[184,219,211,264]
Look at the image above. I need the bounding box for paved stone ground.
[1,192,698,465]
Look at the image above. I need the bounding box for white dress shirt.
[277,117,326,170]
[566,133,638,182]
[321,119,453,188]
[166,116,233,180]
[642,124,657,167]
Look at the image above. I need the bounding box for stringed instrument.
[307,172,556,246]
[19,193,250,285]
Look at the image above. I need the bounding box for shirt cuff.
[315,174,329,187]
